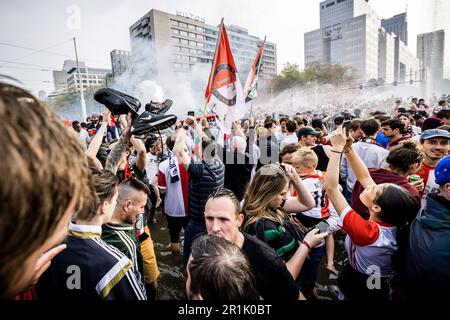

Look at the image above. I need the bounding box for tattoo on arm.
[105,134,128,174]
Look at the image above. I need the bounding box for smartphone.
[187,111,195,117]
[342,120,350,136]
[313,220,331,233]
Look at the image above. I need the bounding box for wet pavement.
[149,210,346,300]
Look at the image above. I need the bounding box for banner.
[204,19,245,130]
[244,37,265,103]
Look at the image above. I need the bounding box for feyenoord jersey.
[300,171,340,230]
[416,163,439,207]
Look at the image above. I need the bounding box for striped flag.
[244,37,265,103]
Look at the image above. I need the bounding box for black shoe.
[145,99,173,115]
[94,88,141,116]
[131,111,177,137]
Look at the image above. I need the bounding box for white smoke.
[110,38,210,118]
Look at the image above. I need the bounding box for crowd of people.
[1,81,449,301]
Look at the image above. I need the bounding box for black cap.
[297,126,321,139]
[334,116,345,125]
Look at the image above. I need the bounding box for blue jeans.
[298,245,326,297]
[182,219,207,265]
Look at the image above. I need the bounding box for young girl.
[325,126,420,300]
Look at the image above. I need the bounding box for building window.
[179,22,187,28]
[189,32,196,38]
[326,2,335,8]
[196,26,204,32]
[181,39,188,45]
[180,30,188,37]
[172,29,180,35]
[188,24,195,30]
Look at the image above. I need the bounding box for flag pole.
[203,17,224,116]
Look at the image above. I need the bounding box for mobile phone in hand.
[342,120,350,137]
[313,220,331,233]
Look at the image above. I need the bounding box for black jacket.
[188,157,225,223]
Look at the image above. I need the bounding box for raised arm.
[341,128,375,189]
[173,129,191,171]
[325,127,371,215]
[282,164,315,212]
[85,107,109,170]
[105,113,132,174]
[130,135,146,173]
[232,121,246,140]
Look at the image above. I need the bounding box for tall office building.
[417,30,445,85]
[66,63,111,92]
[378,29,396,84]
[305,0,419,84]
[110,49,131,77]
[305,0,381,82]
[381,12,408,45]
[52,60,85,92]
[129,9,277,86]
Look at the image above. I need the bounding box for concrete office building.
[66,64,111,92]
[305,0,382,82]
[378,29,396,84]
[111,49,131,77]
[417,30,445,86]
[129,9,277,86]
[52,60,85,92]
[305,0,419,84]
[395,37,420,83]
[381,12,408,45]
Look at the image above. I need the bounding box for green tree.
[271,62,358,93]
[271,63,304,92]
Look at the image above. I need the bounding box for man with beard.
[101,178,153,299]
[416,129,450,205]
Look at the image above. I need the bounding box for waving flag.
[204,19,245,130]
[244,37,265,103]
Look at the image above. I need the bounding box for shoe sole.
[131,116,177,135]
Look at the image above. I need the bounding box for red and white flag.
[244,37,265,103]
[205,19,245,132]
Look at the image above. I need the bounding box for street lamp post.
[73,37,87,121]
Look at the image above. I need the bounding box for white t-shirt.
[280,134,298,151]
[145,153,159,184]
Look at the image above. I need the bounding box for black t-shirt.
[242,232,299,301]
[223,150,253,201]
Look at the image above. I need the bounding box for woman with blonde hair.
[242,163,328,281]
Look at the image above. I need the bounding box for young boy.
[284,147,341,298]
